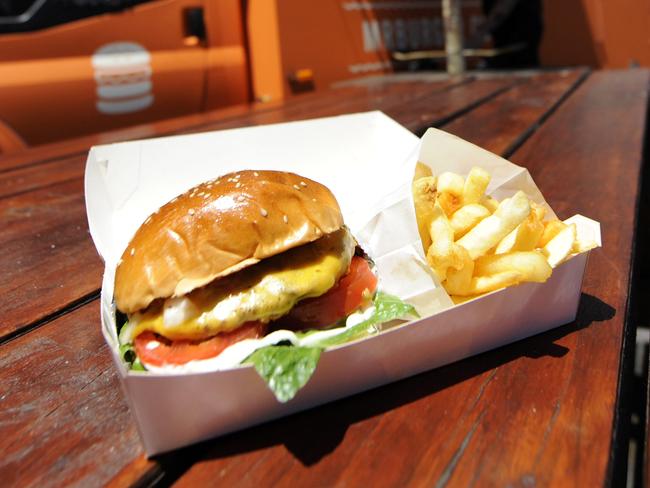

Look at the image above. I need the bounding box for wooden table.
[1,68,647,487]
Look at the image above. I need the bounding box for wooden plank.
[486,69,648,486]
[167,70,648,486]
[0,69,582,177]
[0,71,578,201]
[0,78,509,201]
[171,77,516,137]
[0,79,456,173]
[0,179,102,339]
[0,301,150,487]
[442,68,589,155]
[0,156,84,200]
[0,80,456,199]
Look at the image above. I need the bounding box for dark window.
[0,0,154,34]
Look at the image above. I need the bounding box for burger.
[115,170,381,371]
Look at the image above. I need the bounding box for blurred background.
[0,0,646,151]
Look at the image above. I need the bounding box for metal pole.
[442,0,465,75]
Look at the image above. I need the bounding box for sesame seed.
[50,244,56,249]
[293,184,301,191]
[130,248,135,256]
[144,216,151,224]
[117,258,123,266]
[237,195,245,202]
[253,171,259,177]
[207,184,213,189]
[203,194,211,199]
[188,208,195,215]
[312,198,317,202]
[300,181,307,187]
[235,182,241,188]
[197,192,205,197]
[283,215,288,224]
[260,208,268,217]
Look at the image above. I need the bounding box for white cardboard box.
[85,112,600,455]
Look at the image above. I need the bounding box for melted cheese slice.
[126,228,355,341]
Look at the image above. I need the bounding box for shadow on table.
[156,292,614,476]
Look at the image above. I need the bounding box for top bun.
[114,170,344,314]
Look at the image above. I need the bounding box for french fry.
[480,195,499,213]
[572,239,598,254]
[543,223,577,268]
[494,227,517,254]
[426,202,466,281]
[449,203,491,239]
[438,191,462,217]
[449,295,476,305]
[452,271,523,296]
[450,295,482,305]
[531,203,547,221]
[462,167,491,204]
[437,172,464,196]
[412,176,437,251]
[411,165,595,300]
[511,205,545,252]
[437,172,465,216]
[414,162,433,181]
[444,253,475,295]
[475,251,552,283]
[457,191,531,259]
[538,220,567,247]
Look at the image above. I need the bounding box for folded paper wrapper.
[85,111,601,455]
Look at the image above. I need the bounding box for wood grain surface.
[0,79,454,174]
[442,69,588,157]
[0,302,147,487]
[0,179,102,339]
[0,68,646,487]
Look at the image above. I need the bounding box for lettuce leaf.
[119,342,146,371]
[247,346,322,403]
[317,291,419,348]
[246,292,418,402]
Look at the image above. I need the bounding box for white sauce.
[163,296,200,327]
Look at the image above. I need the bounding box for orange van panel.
[247,0,485,102]
[203,0,250,111]
[0,0,248,145]
[541,0,650,68]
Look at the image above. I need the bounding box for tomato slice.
[134,321,266,367]
[275,256,378,330]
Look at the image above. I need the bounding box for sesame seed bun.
[114,170,344,314]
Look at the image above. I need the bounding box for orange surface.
[541,0,650,68]
[0,0,248,146]
[248,0,484,101]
